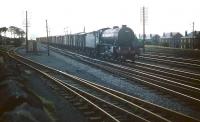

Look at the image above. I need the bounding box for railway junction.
[1,0,200,121]
[0,43,200,122]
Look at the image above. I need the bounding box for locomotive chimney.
[122,25,127,28]
[113,26,119,29]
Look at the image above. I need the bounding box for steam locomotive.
[36,25,140,60]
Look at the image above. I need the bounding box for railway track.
[5,50,146,122]
[78,54,200,106]
[47,46,200,121]
[142,53,200,65]
[144,46,200,60]
[4,46,199,121]
[139,53,200,70]
[51,47,200,103]
[12,48,200,121]
[100,55,200,90]
[4,49,175,122]
[126,61,200,87]
[144,51,200,60]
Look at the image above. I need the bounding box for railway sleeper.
[111,102,126,108]
[77,105,90,111]
[83,111,96,116]
[73,99,87,107]
[83,109,104,119]
[101,103,112,108]
[101,108,129,120]
[88,116,102,121]
[68,97,79,103]
[113,112,142,122]
[73,101,84,106]
[151,108,191,121]
[142,108,166,118]
[114,115,128,121]
[110,100,120,105]
[94,94,105,98]
[58,90,68,95]
[69,83,81,87]
[111,100,125,106]
[64,95,74,99]
[47,83,57,89]
[54,75,65,79]
[100,108,113,114]
[107,111,125,117]
[49,81,62,88]
[98,104,118,114]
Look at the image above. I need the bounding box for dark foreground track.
[9,50,151,122]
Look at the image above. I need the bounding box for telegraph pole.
[46,20,49,56]
[142,6,146,53]
[193,22,194,35]
[192,22,195,49]
[140,6,147,53]
[83,26,85,33]
[26,11,28,53]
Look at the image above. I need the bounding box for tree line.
[0,26,25,38]
[0,26,25,46]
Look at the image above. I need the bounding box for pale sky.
[0,0,199,39]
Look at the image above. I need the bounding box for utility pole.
[26,11,28,53]
[192,22,195,49]
[193,22,194,35]
[83,26,85,33]
[46,20,49,56]
[70,29,71,45]
[141,6,147,53]
[64,27,69,45]
[142,6,146,53]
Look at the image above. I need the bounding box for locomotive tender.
[37,25,140,60]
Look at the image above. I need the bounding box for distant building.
[151,34,160,45]
[139,34,160,45]
[181,31,200,49]
[160,32,183,48]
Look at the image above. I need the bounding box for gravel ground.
[17,46,200,120]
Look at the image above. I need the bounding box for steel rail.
[8,51,158,122]
[51,47,200,101]
[7,51,125,122]
[142,53,200,63]
[47,46,200,121]
[134,61,200,80]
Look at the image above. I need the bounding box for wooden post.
[26,11,28,53]
[46,20,49,56]
[143,6,146,53]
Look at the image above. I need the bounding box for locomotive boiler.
[98,25,138,60]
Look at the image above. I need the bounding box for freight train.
[37,25,140,61]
